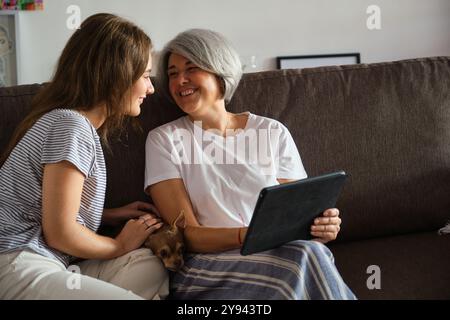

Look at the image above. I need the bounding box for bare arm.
[277,178,295,184]
[102,201,160,227]
[148,179,246,253]
[42,161,158,259]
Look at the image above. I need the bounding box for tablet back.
[240,171,347,255]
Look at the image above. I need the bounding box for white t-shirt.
[145,112,307,227]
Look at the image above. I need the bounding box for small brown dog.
[144,211,186,272]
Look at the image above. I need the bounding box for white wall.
[15,0,450,85]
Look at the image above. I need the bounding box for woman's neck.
[77,104,107,129]
[187,104,230,135]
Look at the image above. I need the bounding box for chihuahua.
[144,211,186,272]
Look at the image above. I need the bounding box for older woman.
[145,29,355,299]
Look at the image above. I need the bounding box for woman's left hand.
[102,201,160,227]
[310,208,341,244]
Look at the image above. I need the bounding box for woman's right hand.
[114,214,163,256]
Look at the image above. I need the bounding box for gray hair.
[157,29,242,103]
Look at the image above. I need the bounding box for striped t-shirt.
[0,109,106,267]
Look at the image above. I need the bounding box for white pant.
[0,248,169,300]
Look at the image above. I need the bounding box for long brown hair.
[1,13,152,166]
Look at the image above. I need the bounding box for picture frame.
[0,12,18,87]
[277,53,361,70]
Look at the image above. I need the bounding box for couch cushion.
[0,84,41,154]
[329,232,450,299]
[226,57,450,241]
[101,91,185,209]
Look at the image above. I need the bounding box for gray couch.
[1,56,449,299]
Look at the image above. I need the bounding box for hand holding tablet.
[241,171,348,255]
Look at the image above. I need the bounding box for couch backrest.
[0,84,41,150]
[1,56,449,242]
[227,56,450,242]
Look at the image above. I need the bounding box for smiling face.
[167,53,223,116]
[127,53,154,116]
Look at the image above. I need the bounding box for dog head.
[144,211,185,272]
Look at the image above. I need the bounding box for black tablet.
[240,171,348,255]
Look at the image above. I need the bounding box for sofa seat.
[330,232,450,299]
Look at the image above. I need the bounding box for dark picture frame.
[277,53,361,70]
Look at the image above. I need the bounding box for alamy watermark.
[169,122,294,176]
[66,5,81,30]
[66,264,81,290]
[366,265,381,290]
[367,5,381,30]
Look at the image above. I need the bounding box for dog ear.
[172,210,186,231]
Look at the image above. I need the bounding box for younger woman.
[0,13,168,300]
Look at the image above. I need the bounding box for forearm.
[148,179,249,253]
[101,208,120,227]
[45,223,123,260]
[102,203,156,227]
[184,225,247,253]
